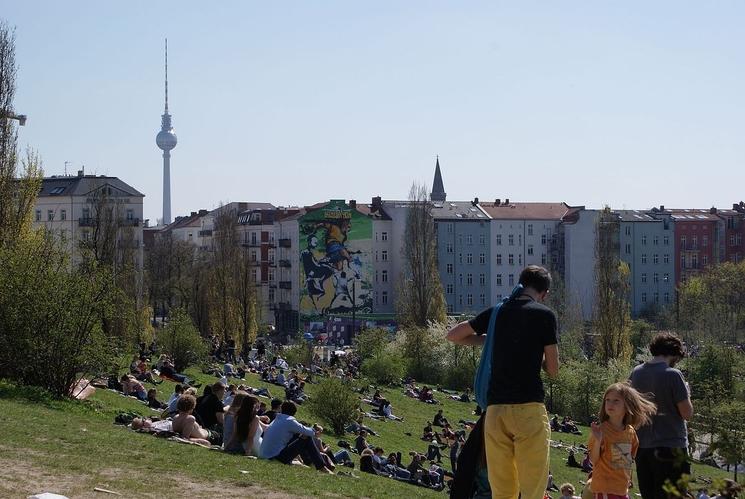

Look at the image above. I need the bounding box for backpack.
[473,284,523,410]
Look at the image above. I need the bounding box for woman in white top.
[230,395,269,456]
[222,391,248,452]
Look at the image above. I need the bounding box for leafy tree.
[398,324,444,384]
[593,207,632,364]
[361,350,406,386]
[710,400,745,481]
[353,328,390,361]
[396,182,446,327]
[158,308,207,371]
[307,377,360,435]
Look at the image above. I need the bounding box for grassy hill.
[0,367,733,498]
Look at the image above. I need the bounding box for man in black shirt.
[195,382,226,438]
[447,265,559,499]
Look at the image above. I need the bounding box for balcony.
[279,281,292,290]
[279,259,291,268]
[198,229,213,237]
[278,238,291,248]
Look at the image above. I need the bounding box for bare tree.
[396,182,446,327]
[210,206,240,344]
[235,246,259,357]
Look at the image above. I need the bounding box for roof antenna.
[164,38,169,113]
[64,160,70,176]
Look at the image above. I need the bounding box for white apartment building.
[481,201,570,301]
[33,173,144,266]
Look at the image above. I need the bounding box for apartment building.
[33,173,144,266]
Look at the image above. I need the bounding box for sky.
[4,1,745,223]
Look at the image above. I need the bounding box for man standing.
[447,265,559,499]
[630,332,693,499]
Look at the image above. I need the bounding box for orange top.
[588,421,639,496]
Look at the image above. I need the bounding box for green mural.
[299,200,373,320]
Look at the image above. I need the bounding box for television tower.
[156,39,177,225]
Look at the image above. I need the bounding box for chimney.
[659,205,665,211]
[495,198,501,206]
[77,170,84,177]
[505,198,510,205]
[710,207,717,214]
[191,211,197,217]
[372,196,382,208]
[349,199,357,209]
[472,197,479,206]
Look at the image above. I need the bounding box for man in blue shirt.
[259,401,332,473]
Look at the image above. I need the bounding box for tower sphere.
[156,129,177,150]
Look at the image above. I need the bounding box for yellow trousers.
[484,403,551,499]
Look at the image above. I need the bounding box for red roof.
[480,202,571,220]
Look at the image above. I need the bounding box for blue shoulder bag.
[473,284,523,410]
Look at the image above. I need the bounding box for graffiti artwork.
[299,200,373,320]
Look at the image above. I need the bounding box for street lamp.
[0,110,27,126]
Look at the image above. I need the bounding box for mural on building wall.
[299,200,373,320]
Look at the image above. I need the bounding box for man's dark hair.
[519,265,552,293]
[281,400,297,416]
[649,332,685,357]
[271,398,282,409]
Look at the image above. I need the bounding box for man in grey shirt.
[630,332,693,499]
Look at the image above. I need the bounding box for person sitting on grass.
[567,448,582,468]
[355,429,373,455]
[559,482,580,499]
[166,384,185,415]
[120,374,147,402]
[259,401,333,474]
[374,447,411,480]
[195,382,227,436]
[433,409,448,427]
[312,424,354,470]
[171,394,221,446]
[346,414,378,436]
[222,390,248,452]
[159,358,196,386]
[379,399,404,421]
[263,398,282,423]
[146,388,166,410]
[226,394,268,456]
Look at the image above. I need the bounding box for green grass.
[0,369,733,498]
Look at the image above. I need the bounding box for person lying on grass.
[120,374,147,402]
[172,394,222,446]
[131,417,172,432]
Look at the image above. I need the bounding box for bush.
[282,342,310,368]
[362,350,406,385]
[306,377,359,435]
[354,328,390,361]
[158,308,207,371]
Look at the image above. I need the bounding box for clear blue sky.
[5,2,744,223]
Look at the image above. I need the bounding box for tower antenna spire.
[164,38,169,113]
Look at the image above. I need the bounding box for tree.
[710,401,745,481]
[593,207,632,364]
[158,308,207,371]
[209,206,241,345]
[396,182,446,327]
[0,21,42,249]
[307,377,360,435]
[353,328,390,361]
[235,245,259,358]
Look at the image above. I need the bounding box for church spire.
[430,155,446,202]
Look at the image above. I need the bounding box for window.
[480,294,486,306]
[268,248,275,263]
[466,253,473,264]
[518,254,523,266]
[641,273,647,283]
[527,244,534,255]
[268,269,275,282]
[654,292,659,303]
[479,233,485,246]
[479,273,485,286]
[692,254,698,268]
[653,272,659,283]
[528,224,534,236]
[680,235,686,247]
[268,288,275,303]
[664,235,670,245]
[35,210,41,222]
[541,253,547,265]
[82,207,90,219]
[680,254,686,269]
[459,274,463,285]
[458,253,463,264]
[446,242,453,254]
[642,235,647,245]
[508,234,514,246]
[251,232,257,245]
[467,294,473,306]
[653,254,659,264]
[82,230,90,241]
[479,253,486,264]
[382,291,388,305]
[466,234,473,245]
[446,284,453,294]
[641,292,647,303]
[625,244,631,254]
[47,210,54,221]
[381,231,388,241]
[508,254,514,265]
[663,273,669,282]
[250,250,257,261]
[703,235,708,247]
[641,254,647,264]
[692,236,698,248]
[508,274,514,286]
[731,235,737,246]
[664,292,670,303]
[382,270,388,282]
[625,226,631,236]
[664,254,670,264]
[541,234,547,245]
[459,295,463,307]
[381,250,388,261]
[375,271,378,282]
[466,273,473,285]
[446,223,453,234]
[447,304,454,314]
[702,255,708,266]
[446,263,453,274]
[496,254,502,265]
[60,209,67,221]
[496,274,502,286]
[126,209,134,220]
[653,235,659,245]
[496,234,502,246]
